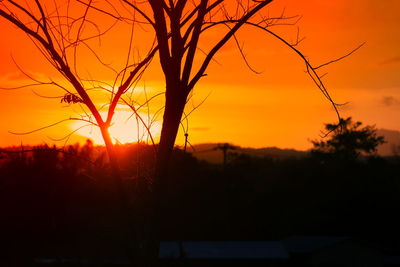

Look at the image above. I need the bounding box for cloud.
[380,55,400,65]
[0,71,48,84]
[382,96,400,106]
[0,72,25,84]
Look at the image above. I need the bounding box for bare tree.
[0,2,161,263]
[111,0,361,261]
[111,0,361,186]
[0,0,157,176]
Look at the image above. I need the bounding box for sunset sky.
[1,0,399,150]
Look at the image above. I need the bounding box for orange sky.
[1,0,400,150]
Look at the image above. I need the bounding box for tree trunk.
[143,86,187,265]
[155,87,187,187]
[100,126,121,177]
[154,88,187,220]
[100,126,139,263]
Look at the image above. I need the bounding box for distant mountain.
[187,129,400,163]
[376,129,400,156]
[187,143,307,164]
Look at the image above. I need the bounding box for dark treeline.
[1,141,400,262]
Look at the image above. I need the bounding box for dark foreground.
[1,143,400,265]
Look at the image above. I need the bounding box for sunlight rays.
[71,110,160,145]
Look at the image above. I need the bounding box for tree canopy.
[311,117,385,160]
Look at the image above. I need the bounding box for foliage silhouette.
[1,143,399,264]
[311,117,385,161]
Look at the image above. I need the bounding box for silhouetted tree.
[85,2,366,215]
[311,117,385,160]
[0,1,157,175]
[132,0,353,180]
[1,1,363,262]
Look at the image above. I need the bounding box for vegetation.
[311,117,385,160]
[1,140,399,264]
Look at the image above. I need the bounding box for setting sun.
[71,111,161,145]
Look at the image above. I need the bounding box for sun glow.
[71,111,161,145]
